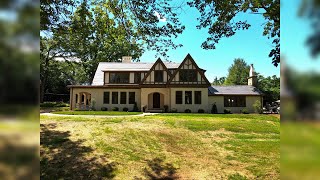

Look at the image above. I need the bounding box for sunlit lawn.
[40,114,280,179]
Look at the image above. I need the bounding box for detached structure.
[68,54,263,113]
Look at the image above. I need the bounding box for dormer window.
[180,70,197,82]
[154,70,163,82]
[110,72,130,83]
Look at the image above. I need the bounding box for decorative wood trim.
[140,58,172,85]
[167,53,211,86]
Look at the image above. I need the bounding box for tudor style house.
[68,54,263,113]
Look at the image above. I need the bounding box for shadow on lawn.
[135,158,179,180]
[0,133,39,179]
[40,123,116,179]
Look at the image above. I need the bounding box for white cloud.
[154,11,166,22]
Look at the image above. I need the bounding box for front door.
[153,93,160,108]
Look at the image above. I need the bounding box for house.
[68,54,263,113]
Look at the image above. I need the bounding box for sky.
[139,3,280,82]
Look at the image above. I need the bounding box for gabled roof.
[140,58,171,84]
[208,85,263,96]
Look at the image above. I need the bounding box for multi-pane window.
[224,96,246,107]
[175,91,182,104]
[134,72,141,84]
[110,72,130,83]
[120,92,126,104]
[179,70,197,82]
[185,91,192,104]
[112,92,118,104]
[129,92,135,104]
[195,91,201,104]
[103,92,110,104]
[154,70,163,82]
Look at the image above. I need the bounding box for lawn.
[40,113,280,179]
[51,111,143,115]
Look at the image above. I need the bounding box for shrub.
[112,107,119,111]
[40,102,69,107]
[164,105,169,113]
[185,109,191,113]
[90,99,96,111]
[224,109,231,114]
[241,108,249,114]
[123,107,129,112]
[133,102,139,112]
[211,103,218,114]
[101,107,108,111]
[142,105,147,112]
[170,108,177,113]
[198,109,205,113]
[253,100,263,114]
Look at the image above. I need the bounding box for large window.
[154,70,163,82]
[179,70,197,82]
[175,91,182,104]
[224,96,246,107]
[185,91,192,104]
[129,92,135,104]
[110,72,130,83]
[112,92,118,104]
[134,72,141,84]
[120,92,126,104]
[195,91,201,104]
[103,92,110,104]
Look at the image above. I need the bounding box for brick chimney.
[248,64,257,86]
[122,56,132,63]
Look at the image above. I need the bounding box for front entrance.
[153,92,160,108]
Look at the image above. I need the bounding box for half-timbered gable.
[140,58,171,86]
[168,54,210,87]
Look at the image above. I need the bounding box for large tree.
[257,74,280,103]
[188,0,280,66]
[224,58,250,85]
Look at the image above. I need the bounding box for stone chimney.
[248,64,257,86]
[122,56,132,63]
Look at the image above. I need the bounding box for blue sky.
[140,3,280,82]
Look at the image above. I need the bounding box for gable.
[168,54,210,86]
[140,58,171,85]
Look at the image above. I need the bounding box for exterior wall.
[104,72,109,84]
[208,95,263,113]
[71,88,141,111]
[140,88,170,110]
[170,88,208,113]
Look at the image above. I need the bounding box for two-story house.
[68,54,263,113]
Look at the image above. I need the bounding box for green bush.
[224,109,231,114]
[133,102,139,112]
[112,107,119,111]
[123,107,129,112]
[241,108,249,114]
[170,108,177,113]
[164,105,169,113]
[198,109,205,113]
[211,103,218,114]
[40,102,69,107]
[101,107,108,111]
[253,100,263,114]
[185,109,191,113]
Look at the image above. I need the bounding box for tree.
[257,74,280,103]
[212,76,226,85]
[187,0,280,66]
[224,58,250,85]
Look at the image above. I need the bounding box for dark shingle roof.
[208,85,263,96]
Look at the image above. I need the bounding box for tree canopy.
[224,58,250,85]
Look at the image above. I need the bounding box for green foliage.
[123,107,129,112]
[228,173,248,180]
[101,107,108,111]
[170,108,178,113]
[40,102,69,108]
[241,108,249,114]
[164,105,169,113]
[224,59,250,85]
[198,109,205,113]
[187,0,280,66]
[112,107,119,111]
[91,99,96,111]
[212,76,226,85]
[133,102,139,112]
[211,103,218,114]
[253,100,263,114]
[224,109,232,114]
[184,109,191,113]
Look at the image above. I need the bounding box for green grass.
[52,111,143,115]
[40,114,279,179]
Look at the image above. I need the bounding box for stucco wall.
[140,88,170,110]
[71,88,141,111]
[170,88,208,113]
[208,95,262,113]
